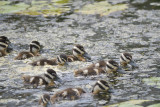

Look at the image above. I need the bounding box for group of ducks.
[0,36,138,106]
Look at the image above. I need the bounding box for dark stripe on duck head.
[44,74,52,80]
[123,53,132,60]
[96,82,105,90]
[106,64,113,69]
[121,56,126,62]
[0,44,7,48]
[73,49,81,55]
[108,60,119,67]
[99,80,109,88]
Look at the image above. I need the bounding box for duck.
[74,59,125,77]
[22,69,60,88]
[14,41,41,60]
[0,38,8,57]
[22,75,51,88]
[31,54,68,66]
[67,44,91,62]
[92,80,113,104]
[43,69,62,83]
[120,52,138,68]
[39,87,85,106]
[0,36,10,45]
[92,80,113,94]
[0,36,12,53]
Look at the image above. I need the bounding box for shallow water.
[0,0,160,107]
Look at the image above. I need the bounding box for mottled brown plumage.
[15,41,41,60]
[67,44,91,62]
[22,69,59,88]
[39,88,85,106]
[22,75,49,88]
[74,67,106,77]
[31,54,67,66]
[39,94,50,107]
[0,37,10,57]
[74,59,125,76]
[31,58,57,66]
[120,52,138,68]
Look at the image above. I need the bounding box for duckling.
[120,52,138,68]
[74,67,106,77]
[0,36,12,53]
[0,38,8,57]
[67,44,91,62]
[22,69,59,88]
[22,75,50,88]
[31,54,68,66]
[92,80,113,104]
[15,41,41,60]
[92,80,113,94]
[43,69,62,83]
[0,36,10,45]
[39,88,85,106]
[74,59,125,77]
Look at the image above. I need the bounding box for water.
[0,0,160,107]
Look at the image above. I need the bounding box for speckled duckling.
[15,41,41,60]
[0,36,10,44]
[0,38,8,57]
[92,80,113,94]
[67,44,91,62]
[92,80,113,104]
[74,59,125,76]
[22,69,60,88]
[31,54,68,66]
[39,88,85,106]
[0,36,11,57]
[120,52,138,68]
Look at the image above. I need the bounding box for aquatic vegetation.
[0,0,127,16]
[0,0,70,16]
[76,1,128,16]
[143,77,160,89]
[106,100,153,107]
[148,103,160,107]
[0,2,29,14]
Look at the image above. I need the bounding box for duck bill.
[7,44,13,52]
[83,52,91,61]
[108,88,114,93]
[47,102,52,107]
[53,75,62,83]
[6,39,11,44]
[117,67,126,74]
[65,62,69,65]
[56,78,62,83]
[129,60,138,68]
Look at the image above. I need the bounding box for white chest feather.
[83,69,88,74]
[94,69,99,74]
[39,78,43,85]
